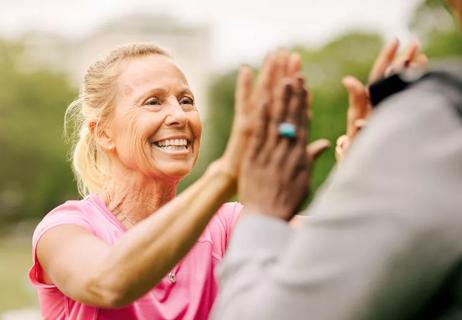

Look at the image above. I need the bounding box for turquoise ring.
[278,122,297,139]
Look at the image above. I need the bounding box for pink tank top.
[29,194,242,320]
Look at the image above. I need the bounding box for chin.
[155,164,194,180]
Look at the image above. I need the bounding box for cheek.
[190,112,202,143]
[116,112,162,169]
[190,113,202,164]
[129,124,150,167]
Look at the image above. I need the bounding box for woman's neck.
[100,168,178,228]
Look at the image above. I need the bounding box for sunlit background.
[0,0,460,318]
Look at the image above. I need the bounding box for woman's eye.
[145,97,161,105]
[179,97,194,105]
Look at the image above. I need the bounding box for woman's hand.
[335,39,428,162]
[217,51,303,187]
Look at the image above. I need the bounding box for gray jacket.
[212,71,462,320]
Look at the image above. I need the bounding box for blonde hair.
[65,43,170,197]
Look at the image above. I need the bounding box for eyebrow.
[178,88,195,98]
[134,86,194,104]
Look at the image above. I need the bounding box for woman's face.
[106,54,202,181]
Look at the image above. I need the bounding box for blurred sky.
[0,0,423,71]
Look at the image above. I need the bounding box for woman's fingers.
[263,50,288,95]
[235,65,253,116]
[253,50,292,116]
[342,76,370,138]
[254,53,277,99]
[288,52,302,76]
[369,38,400,83]
[279,49,291,78]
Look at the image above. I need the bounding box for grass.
[0,224,38,314]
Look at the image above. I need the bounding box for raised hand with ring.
[239,51,330,221]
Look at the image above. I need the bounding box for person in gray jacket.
[212,1,462,319]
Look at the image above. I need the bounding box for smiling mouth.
[150,138,191,153]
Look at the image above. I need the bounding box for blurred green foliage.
[1,0,462,225]
[0,234,37,312]
[0,41,78,225]
[411,0,462,57]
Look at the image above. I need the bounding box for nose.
[164,98,187,128]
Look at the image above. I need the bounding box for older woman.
[28,43,303,319]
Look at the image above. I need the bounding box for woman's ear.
[89,120,114,151]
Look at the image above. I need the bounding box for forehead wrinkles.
[117,56,189,98]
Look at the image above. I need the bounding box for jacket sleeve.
[212,77,462,320]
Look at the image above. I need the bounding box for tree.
[410,0,462,58]
[0,40,78,224]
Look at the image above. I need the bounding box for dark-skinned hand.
[239,70,329,221]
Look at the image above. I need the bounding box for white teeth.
[152,138,190,152]
[154,138,188,147]
[157,145,188,151]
